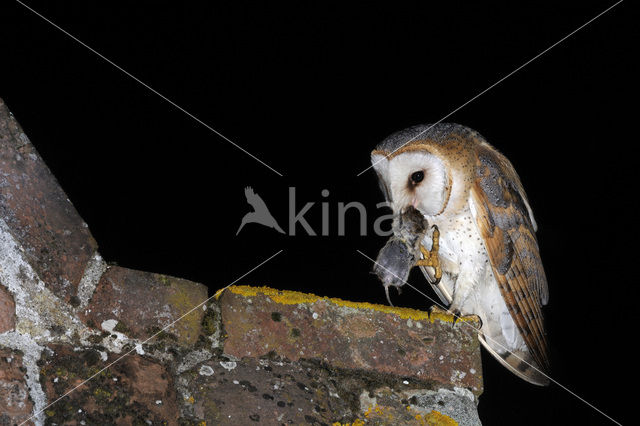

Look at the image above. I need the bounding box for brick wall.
[0,98,482,425]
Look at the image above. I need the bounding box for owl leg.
[449,309,484,329]
[431,305,482,329]
[429,305,460,327]
[429,305,449,317]
[415,225,442,285]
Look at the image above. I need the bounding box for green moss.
[158,274,172,286]
[88,334,104,344]
[114,321,130,334]
[87,365,111,378]
[178,418,208,426]
[193,334,209,350]
[146,326,178,341]
[38,347,166,424]
[93,387,112,403]
[166,279,205,345]
[82,349,101,366]
[201,307,219,335]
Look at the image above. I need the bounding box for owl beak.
[411,196,419,208]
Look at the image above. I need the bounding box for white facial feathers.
[373,151,449,216]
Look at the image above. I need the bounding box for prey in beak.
[373,206,436,305]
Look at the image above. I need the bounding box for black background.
[1,1,635,424]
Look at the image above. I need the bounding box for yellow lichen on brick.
[427,310,476,325]
[165,277,205,345]
[361,403,396,422]
[363,404,374,417]
[220,285,439,321]
[224,285,320,304]
[332,420,365,426]
[415,410,458,426]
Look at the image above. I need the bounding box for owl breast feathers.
[371,123,550,385]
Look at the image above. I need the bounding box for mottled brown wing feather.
[471,144,550,372]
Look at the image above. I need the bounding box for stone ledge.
[78,266,208,347]
[177,351,480,425]
[0,98,483,425]
[173,284,483,425]
[218,285,482,396]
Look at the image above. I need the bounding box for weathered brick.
[0,348,34,426]
[357,385,480,425]
[181,356,356,424]
[39,344,178,425]
[179,353,479,425]
[219,286,483,396]
[0,98,98,302]
[79,266,208,346]
[0,284,15,333]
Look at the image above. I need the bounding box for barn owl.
[371,123,550,386]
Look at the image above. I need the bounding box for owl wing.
[470,143,550,374]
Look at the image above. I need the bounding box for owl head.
[372,147,449,216]
[371,124,477,218]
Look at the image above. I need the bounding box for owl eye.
[411,171,424,184]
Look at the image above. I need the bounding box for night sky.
[1,1,634,424]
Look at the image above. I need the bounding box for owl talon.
[415,225,442,285]
[450,309,462,328]
[431,305,462,328]
[466,314,483,330]
[429,305,449,316]
[430,305,468,329]
[451,311,484,330]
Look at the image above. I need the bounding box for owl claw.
[467,314,483,330]
[430,305,458,328]
[451,309,462,328]
[415,225,442,285]
[429,305,449,318]
[448,310,484,330]
[430,305,473,329]
[452,313,485,330]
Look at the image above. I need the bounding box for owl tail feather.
[418,266,549,385]
[478,333,550,386]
